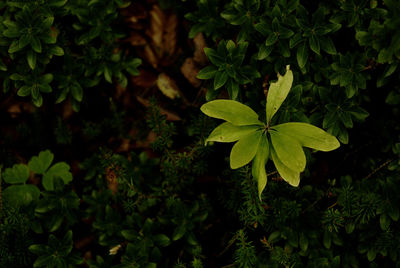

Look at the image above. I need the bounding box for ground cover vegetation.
[1,0,400,267]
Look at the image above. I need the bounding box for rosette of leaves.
[201,66,340,199]
[2,5,64,72]
[355,0,399,64]
[329,52,368,98]
[290,6,341,71]
[220,0,261,42]
[28,230,83,267]
[254,3,296,60]
[196,40,260,100]
[321,91,369,144]
[184,0,226,40]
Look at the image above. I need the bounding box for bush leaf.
[270,130,305,172]
[272,122,340,151]
[230,131,262,169]
[252,135,269,200]
[201,99,263,126]
[266,65,294,123]
[206,122,260,143]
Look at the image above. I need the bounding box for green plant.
[28,230,83,268]
[196,40,260,100]
[201,66,339,198]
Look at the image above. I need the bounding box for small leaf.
[270,130,305,172]
[230,130,262,169]
[172,224,186,241]
[28,150,54,174]
[309,35,320,55]
[297,42,308,68]
[27,50,37,70]
[266,65,294,123]
[206,122,260,143]
[40,73,53,84]
[299,233,309,251]
[49,46,64,56]
[31,36,42,53]
[3,164,30,184]
[204,47,224,66]
[17,86,32,97]
[201,99,263,126]
[252,135,269,200]
[320,36,337,55]
[214,71,228,90]
[196,65,218,79]
[154,234,171,247]
[271,146,300,186]
[71,82,83,102]
[272,122,340,151]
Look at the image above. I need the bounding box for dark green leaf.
[27,50,37,70]
[197,65,218,79]
[28,150,54,174]
[309,35,320,55]
[297,42,308,68]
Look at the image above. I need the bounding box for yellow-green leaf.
[201,99,263,126]
[252,135,269,200]
[230,131,262,169]
[206,122,260,143]
[272,122,340,151]
[270,130,305,172]
[266,65,294,123]
[271,146,300,186]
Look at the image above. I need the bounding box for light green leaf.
[266,65,294,123]
[230,130,262,169]
[201,99,263,126]
[3,164,29,184]
[206,122,260,143]
[270,130,305,172]
[42,162,72,191]
[28,150,54,174]
[270,146,300,186]
[272,122,340,151]
[252,135,269,200]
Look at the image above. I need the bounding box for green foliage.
[2,0,400,267]
[202,66,339,199]
[197,40,260,100]
[0,0,140,110]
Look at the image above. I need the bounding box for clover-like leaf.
[3,184,40,206]
[270,130,306,172]
[3,163,29,184]
[266,65,294,123]
[28,150,54,174]
[270,147,300,186]
[230,131,262,169]
[42,162,73,191]
[251,135,269,200]
[206,122,261,143]
[201,99,263,126]
[272,122,340,151]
